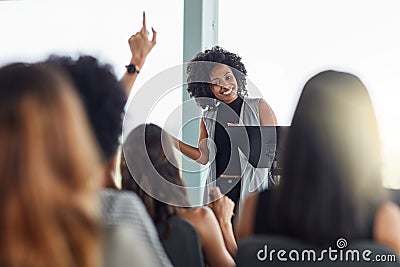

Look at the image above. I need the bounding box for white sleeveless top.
[202,97,269,205]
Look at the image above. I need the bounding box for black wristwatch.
[125,64,140,74]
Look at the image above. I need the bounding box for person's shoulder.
[100,189,149,225]
[194,206,214,217]
[375,201,400,222]
[183,206,213,220]
[203,105,217,117]
[243,96,263,103]
[180,207,215,229]
[182,207,224,243]
[243,97,264,111]
[100,189,143,207]
[373,201,400,254]
[100,189,173,267]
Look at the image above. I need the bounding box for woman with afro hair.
[172,46,277,208]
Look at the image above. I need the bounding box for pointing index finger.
[142,11,147,32]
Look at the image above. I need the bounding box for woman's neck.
[221,94,239,104]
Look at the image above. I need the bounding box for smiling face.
[209,64,239,104]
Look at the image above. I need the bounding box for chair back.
[157,216,204,267]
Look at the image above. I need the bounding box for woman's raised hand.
[128,11,157,69]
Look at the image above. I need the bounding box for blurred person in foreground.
[0,63,101,267]
[121,123,236,267]
[44,12,172,267]
[236,70,400,255]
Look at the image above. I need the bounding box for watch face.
[127,64,136,74]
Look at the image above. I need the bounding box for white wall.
[1,0,398,188]
[0,0,183,129]
[219,0,400,188]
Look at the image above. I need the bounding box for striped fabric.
[100,189,173,267]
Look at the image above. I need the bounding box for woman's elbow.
[196,156,209,165]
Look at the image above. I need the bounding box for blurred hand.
[128,11,157,68]
[208,187,235,224]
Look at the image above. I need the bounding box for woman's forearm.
[171,136,208,165]
[218,220,238,257]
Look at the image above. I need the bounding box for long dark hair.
[120,124,190,238]
[272,70,384,246]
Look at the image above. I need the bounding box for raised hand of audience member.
[121,11,157,96]
[128,11,157,70]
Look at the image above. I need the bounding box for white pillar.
[182,0,218,205]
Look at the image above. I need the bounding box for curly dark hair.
[186,46,248,109]
[44,55,126,161]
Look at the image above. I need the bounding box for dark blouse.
[214,97,243,204]
[157,216,204,267]
[214,96,243,177]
